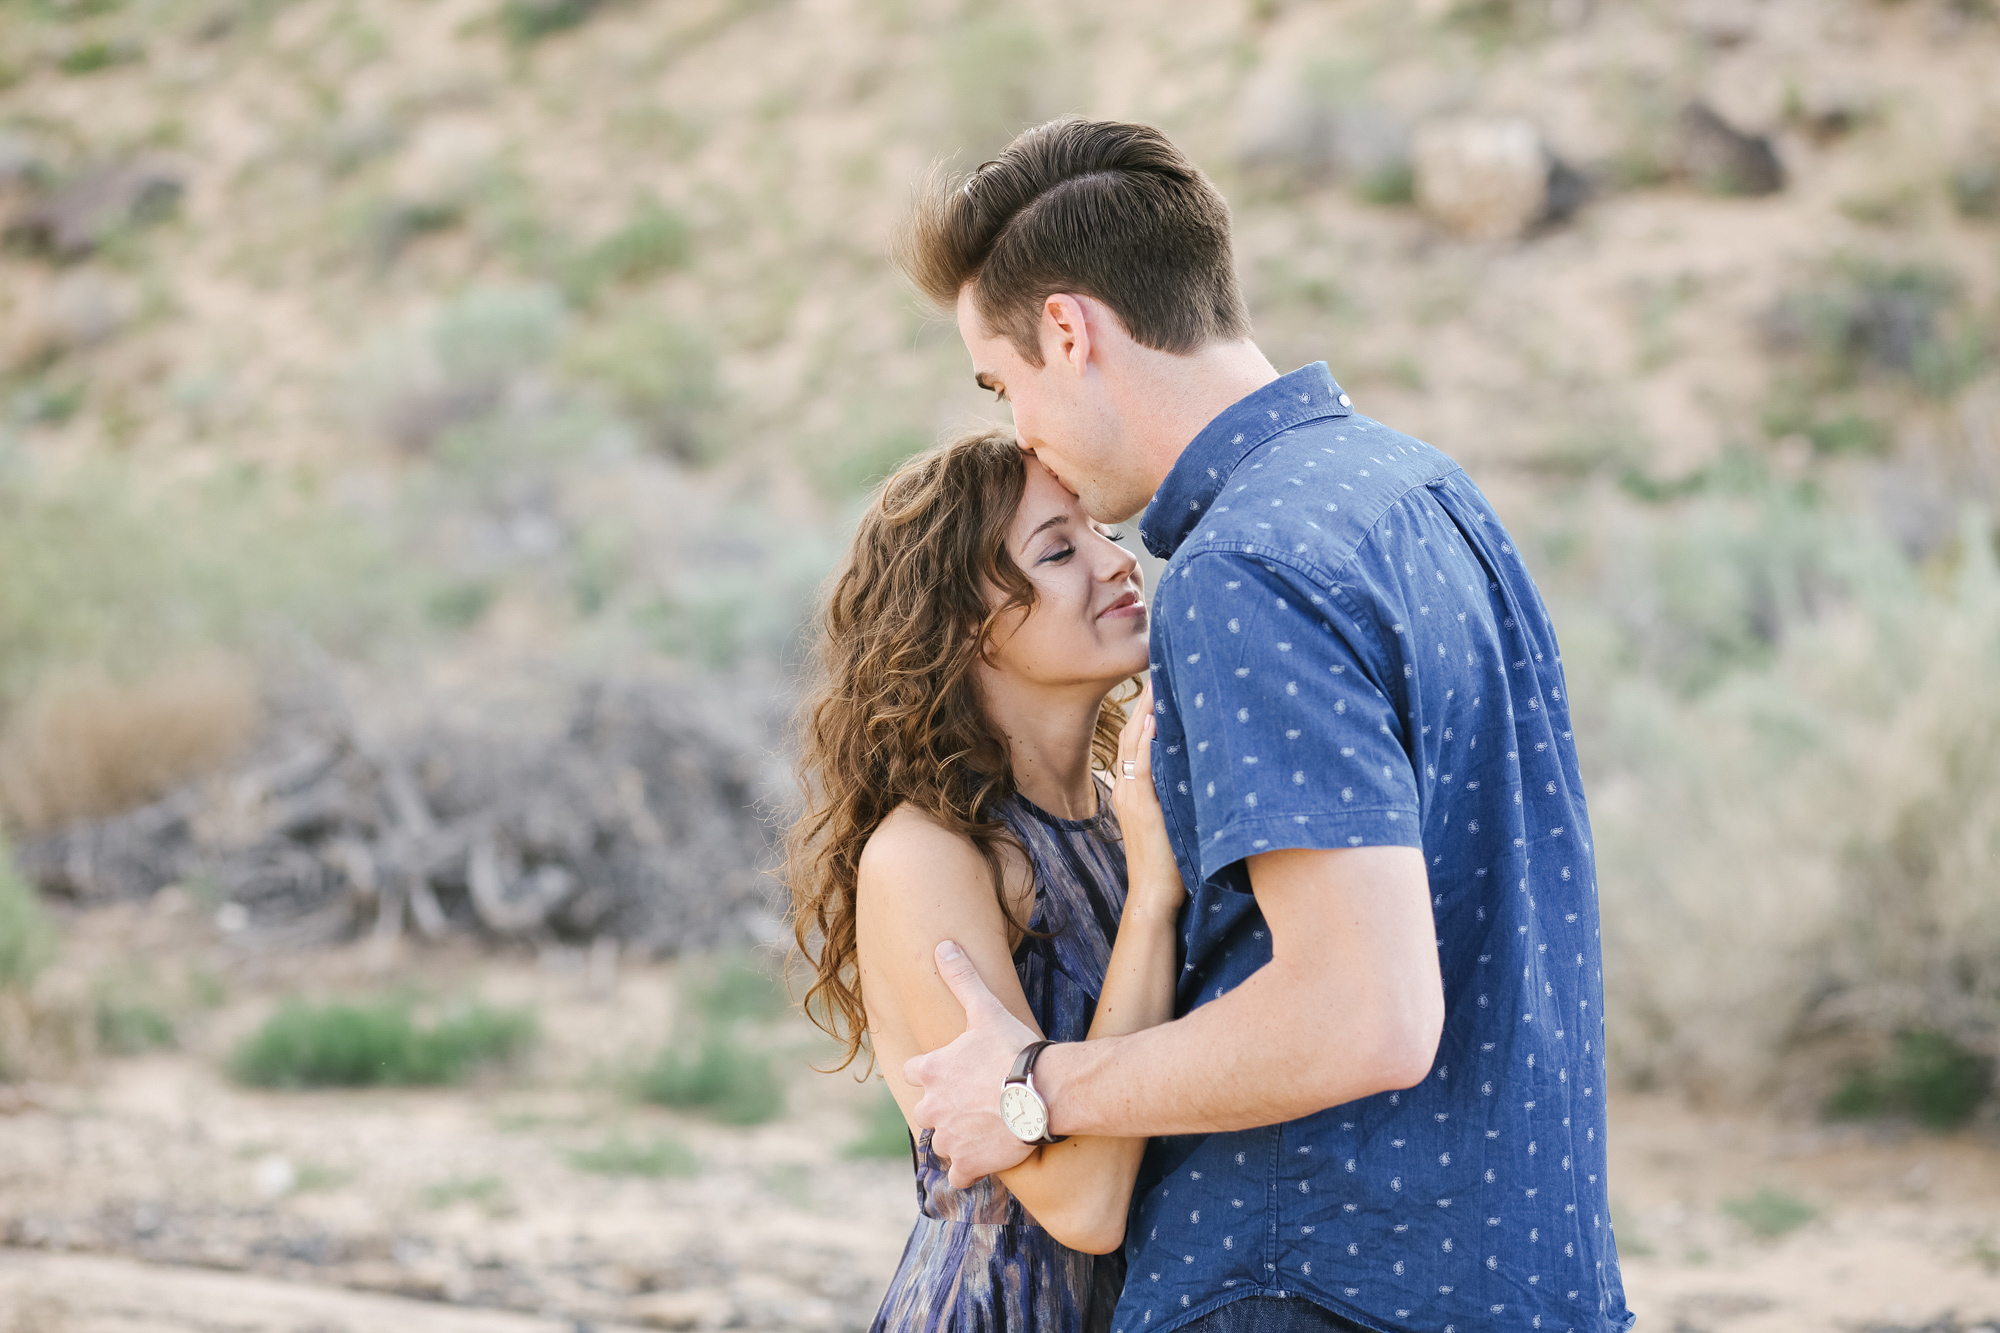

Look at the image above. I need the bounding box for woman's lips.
[1098,591,1144,620]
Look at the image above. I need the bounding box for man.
[898,118,1632,1333]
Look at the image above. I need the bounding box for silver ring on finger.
[1121,760,1137,780]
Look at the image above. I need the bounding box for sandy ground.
[1,910,1996,1333]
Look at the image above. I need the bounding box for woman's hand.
[1112,681,1184,918]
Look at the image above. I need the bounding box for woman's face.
[981,460,1149,690]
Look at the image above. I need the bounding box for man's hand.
[903,939,1040,1188]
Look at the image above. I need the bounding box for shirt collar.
[1138,362,1353,559]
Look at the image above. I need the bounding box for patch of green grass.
[501,0,604,44]
[58,39,143,75]
[1826,1030,1995,1130]
[365,199,463,269]
[424,580,493,630]
[187,968,228,1010]
[228,998,536,1089]
[0,836,58,993]
[1761,395,1890,457]
[563,200,692,305]
[95,995,175,1055]
[639,1030,783,1126]
[1354,162,1415,206]
[844,1085,914,1160]
[1952,160,2000,219]
[294,1162,354,1193]
[421,1173,507,1208]
[1721,1187,1817,1239]
[636,952,789,1125]
[568,1134,697,1177]
[682,952,788,1025]
[1441,0,1545,48]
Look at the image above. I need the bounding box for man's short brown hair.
[899,117,1252,366]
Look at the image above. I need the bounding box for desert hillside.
[0,0,1998,1327]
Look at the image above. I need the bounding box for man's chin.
[1084,491,1150,526]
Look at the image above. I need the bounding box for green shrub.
[563,314,719,460]
[1765,260,1987,399]
[422,1173,508,1208]
[431,285,568,390]
[0,834,57,993]
[1826,1031,1995,1129]
[568,1134,698,1176]
[1535,469,2000,1099]
[845,1085,915,1160]
[229,999,536,1088]
[1722,1188,1817,1239]
[639,1030,783,1126]
[0,453,404,705]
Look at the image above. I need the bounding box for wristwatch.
[999,1039,1067,1145]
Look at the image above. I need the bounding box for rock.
[1676,101,1784,196]
[6,157,183,258]
[253,1155,295,1200]
[1412,117,1550,241]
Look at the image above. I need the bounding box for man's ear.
[1041,294,1092,377]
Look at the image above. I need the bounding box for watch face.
[999,1082,1048,1142]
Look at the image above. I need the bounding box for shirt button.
[1337,393,1352,407]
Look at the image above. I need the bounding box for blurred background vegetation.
[0,0,1996,1129]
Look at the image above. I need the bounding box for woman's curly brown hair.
[786,427,1133,1073]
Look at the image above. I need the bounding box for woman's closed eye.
[1038,545,1076,565]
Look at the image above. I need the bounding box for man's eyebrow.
[974,372,1000,393]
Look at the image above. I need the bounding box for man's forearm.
[903,846,1441,1183]
[1038,950,1433,1138]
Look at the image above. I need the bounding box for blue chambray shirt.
[1120,363,1632,1333]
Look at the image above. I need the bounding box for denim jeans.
[1177,1296,1369,1333]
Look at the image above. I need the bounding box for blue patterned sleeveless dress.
[870,781,1131,1333]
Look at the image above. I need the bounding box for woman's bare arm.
[857,697,1181,1255]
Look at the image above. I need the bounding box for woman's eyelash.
[1040,546,1075,564]
[1104,530,1126,544]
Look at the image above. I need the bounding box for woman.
[787,427,1186,1333]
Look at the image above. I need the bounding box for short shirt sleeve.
[1162,550,1421,884]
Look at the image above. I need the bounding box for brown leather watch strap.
[1007,1038,1057,1084]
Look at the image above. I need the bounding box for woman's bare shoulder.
[857,802,986,891]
